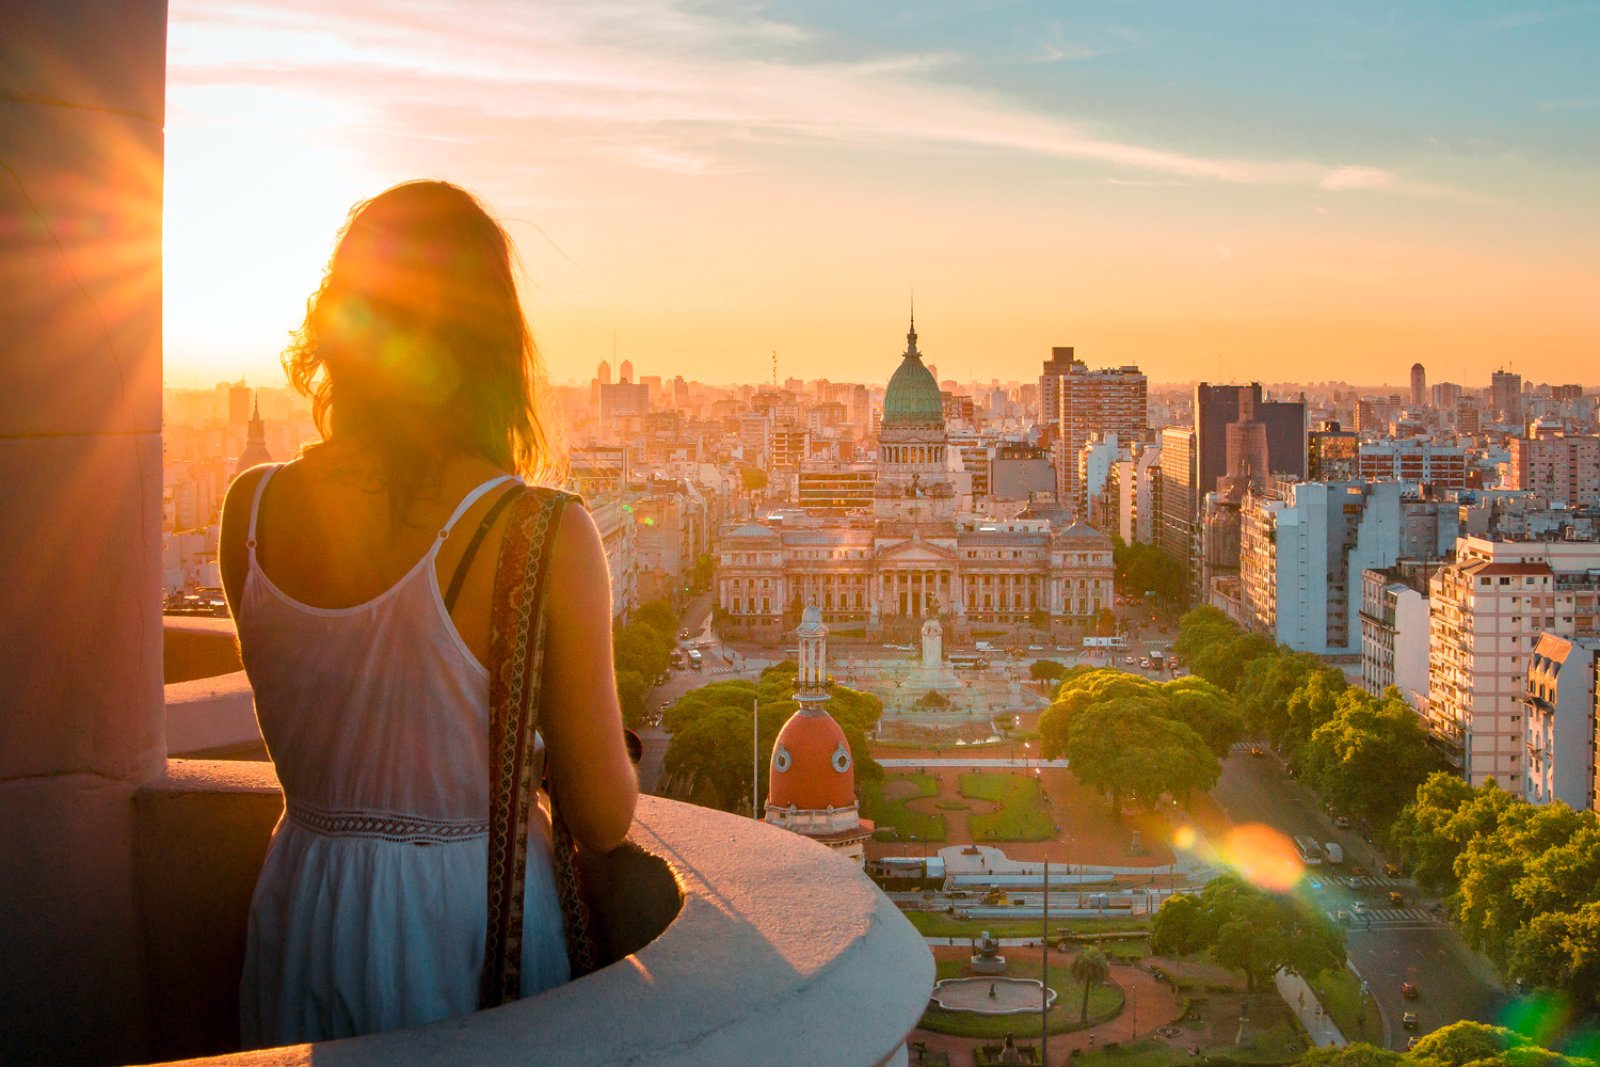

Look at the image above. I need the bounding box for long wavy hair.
[284,180,562,518]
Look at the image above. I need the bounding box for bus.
[1082,636,1129,650]
[1293,836,1325,866]
[1148,650,1166,672]
[948,654,989,670]
[687,649,703,670]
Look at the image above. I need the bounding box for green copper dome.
[882,315,944,427]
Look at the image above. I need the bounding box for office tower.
[1158,426,1197,587]
[1410,363,1427,407]
[619,359,634,384]
[1431,381,1462,415]
[596,360,612,386]
[1491,370,1523,425]
[1194,383,1306,503]
[1037,347,1077,427]
[1308,422,1358,481]
[1054,361,1148,516]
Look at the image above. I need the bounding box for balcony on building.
[0,6,932,1062]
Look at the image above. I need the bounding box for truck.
[1323,842,1344,864]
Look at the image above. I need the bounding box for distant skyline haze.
[163,1,1599,388]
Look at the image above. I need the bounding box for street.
[1213,746,1507,1049]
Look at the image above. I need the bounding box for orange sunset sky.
[161,1,1599,389]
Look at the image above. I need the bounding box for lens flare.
[1500,990,1574,1048]
[1172,825,1197,851]
[1219,823,1303,893]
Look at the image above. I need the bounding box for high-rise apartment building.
[1523,635,1599,809]
[1427,538,1600,789]
[1239,481,1457,656]
[1356,441,1468,491]
[1491,370,1523,426]
[596,360,612,386]
[1431,382,1462,414]
[1410,363,1427,407]
[619,359,635,384]
[1506,433,1600,507]
[1037,346,1077,427]
[1042,351,1148,516]
[1157,427,1198,587]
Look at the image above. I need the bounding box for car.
[1249,746,1265,757]
[678,629,690,639]
[1402,982,1418,999]
[1334,815,1351,829]
[1124,655,1137,665]
[1402,1012,1419,1030]
[1384,862,1403,877]
[1389,890,1406,906]
[1407,1037,1420,1051]
[1139,658,1151,669]
[1334,909,1351,924]
[1351,901,1365,914]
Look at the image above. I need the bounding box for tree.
[1236,650,1325,740]
[1298,1046,1404,1067]
[1390,774,1509,893]
[1301,689,1445,837]
[1407,1021,1532,1067]
[1174,607,1239,664]
[1048,695,1218,813]
[613,620,673,682]
[633,598,678,640]
[1508,901,1600,1012]
[1160,676,1245,757]
[1175,874,1344,993]
[1150,894,1206,956]
[1069,946,1110,1022]
[1281,667,1348,760]
[1030,659,1067,682]
[1455,802,1592,965]
[1191,631,1275,693]
[614,669,650,728]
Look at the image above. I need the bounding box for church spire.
[906,294,919,358]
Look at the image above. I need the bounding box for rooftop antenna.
[772,350,778,388]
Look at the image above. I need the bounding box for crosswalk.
[1344,874,1408,888]
[1332,906,1436,926]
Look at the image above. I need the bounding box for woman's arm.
[539,503,640,853]
[218,465,271,620]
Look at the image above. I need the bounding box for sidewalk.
[1275,970,1345,1048]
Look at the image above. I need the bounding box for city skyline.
[163,1,1598,387]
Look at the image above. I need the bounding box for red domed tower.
[765,604,873,863]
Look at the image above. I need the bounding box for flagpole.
[752,696,760,820]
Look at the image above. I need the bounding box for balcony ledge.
[134,766,932,1067]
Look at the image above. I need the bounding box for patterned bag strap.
[478,486,594,1008]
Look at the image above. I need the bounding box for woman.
[219,180,638,1046]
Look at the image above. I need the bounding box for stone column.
[0,4,167,1061]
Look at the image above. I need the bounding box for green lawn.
[860,773,947,842]
[1305,967,1383,1047]
[961,773,1055,841]
[905,911,1150,940]
[919,956,1125,1038]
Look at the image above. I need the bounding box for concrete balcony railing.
[133,766,932,1067]
[163,618,263,759]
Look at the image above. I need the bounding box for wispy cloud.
[168,0,1460,197]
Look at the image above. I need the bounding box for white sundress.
[237,467,570,1048]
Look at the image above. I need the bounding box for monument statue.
[921,616,942,670]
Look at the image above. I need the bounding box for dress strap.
[245,463,285,562]
[436,475,522,545]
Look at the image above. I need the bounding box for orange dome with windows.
[768,707,856,810]
[763,604,873,864]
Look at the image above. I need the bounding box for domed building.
[764,605,872,864]
[715,310,1116,647]
[876,313,956,522]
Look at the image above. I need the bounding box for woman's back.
[238,459,514,824]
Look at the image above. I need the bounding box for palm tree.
[1070,946,1111,1023]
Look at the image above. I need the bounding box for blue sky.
[164,1,1600,387]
